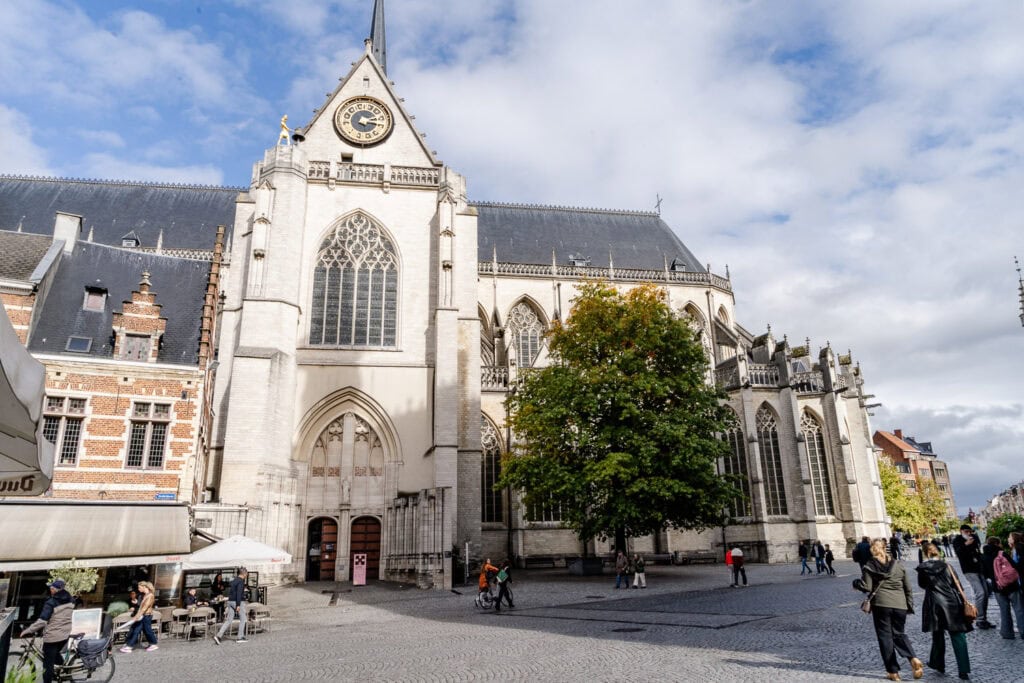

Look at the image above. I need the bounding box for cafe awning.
[0,310,53,496]
[182,535,292,570]
[0,501,191,572]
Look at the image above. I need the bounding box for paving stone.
[94,560,1020,682]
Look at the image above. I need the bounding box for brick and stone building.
[873,429,956,516]
[0,2,890,587]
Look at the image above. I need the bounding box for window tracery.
[481,419,504,523]
[756,406,788,515]
[721,414,751,518]
[309,213,398,347]
[801,412,835,516]
[507,302,543,367]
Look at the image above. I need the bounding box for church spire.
[369,0,387,75]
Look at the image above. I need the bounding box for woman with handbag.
[854,538,923,681]
[915,541,972,680]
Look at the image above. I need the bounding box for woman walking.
[855,538,923,681]
[992,533,1024,639]
[120,580,158,653]
[916,541,972,680]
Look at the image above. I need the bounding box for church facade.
[0,9,889,589]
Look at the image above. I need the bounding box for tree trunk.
[615,527,627,556]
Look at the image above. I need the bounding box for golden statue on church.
[278,115,292,146]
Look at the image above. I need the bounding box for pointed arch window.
[721,416,751,518]
[756,406,788,515]
[802,412,836,516]
[481,419,504,523]
[309,213,398,347]
[508,302,543,367]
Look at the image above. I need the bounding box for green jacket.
[859,558,915,612]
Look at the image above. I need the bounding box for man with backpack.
[953,524,995,629]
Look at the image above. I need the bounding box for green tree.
[917,477,950,533]
[878,457,926,533]
[985,513,1024,542]
[48,558,98,598]
[497,282,739,553]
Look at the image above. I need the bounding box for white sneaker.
[119,646,133,654]
[146,644,159,652]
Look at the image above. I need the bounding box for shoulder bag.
[860,579,883,613]
[947,566,978,624]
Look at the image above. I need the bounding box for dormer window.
[567,253,591,267]
[669,258,686,272]
[121,231,141,248]
[66,336,92,353]
[83,286,107,312]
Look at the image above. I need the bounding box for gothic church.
[0,3,889,588]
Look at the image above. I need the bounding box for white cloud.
[77,130,125,148]
[81,153,224,186]
[0,104,52,175]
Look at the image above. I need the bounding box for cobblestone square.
[100,561,1019,682]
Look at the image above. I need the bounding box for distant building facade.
[873,429,956,516]
[977,482,1024,529]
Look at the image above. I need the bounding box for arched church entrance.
[350,516,381,581]
[306,517,338,581]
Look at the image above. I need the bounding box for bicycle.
[10,633,116,682]
[474,581,514,611]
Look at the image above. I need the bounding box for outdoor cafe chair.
[187,607,216,641]
[169,608,190,639]
[249,604,272,633]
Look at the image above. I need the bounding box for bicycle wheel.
[66,655,116,683]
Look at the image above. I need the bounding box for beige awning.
[0,501,191,571]
[0,309,53,496]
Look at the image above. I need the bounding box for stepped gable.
[0,230,54,281]
[0,175,240,249]
[473,201,704,271]
[28,241,211,366]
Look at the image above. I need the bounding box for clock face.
[334,97,393,145]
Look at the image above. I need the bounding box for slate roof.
[0,176,241,250]
[473,202,703,271]
[28,242,210,366]
[0,230,54,281]
[0,176,707,271]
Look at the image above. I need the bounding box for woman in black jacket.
[916,541,971,680]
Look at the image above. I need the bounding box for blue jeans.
[800,558,811,574]
[815,557,825,573]
[995,588,1024,638]
[126,614,157,647]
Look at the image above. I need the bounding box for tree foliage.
[878,458,926,533]
[985,513,1024,542]
[917,477,950,530]
[48,558,98,597]
[497,282,739,549]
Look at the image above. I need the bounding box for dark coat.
[853,541,871,565]
[981,543,999,583]
[228,576,247,603]
[813,543,825,559]
[798,544,809,559]
[855,558,914,611]
[22,589,74,643]
[952,533,982,574]
[916,559,973,634]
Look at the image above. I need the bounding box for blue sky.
[2,0,1023,513]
